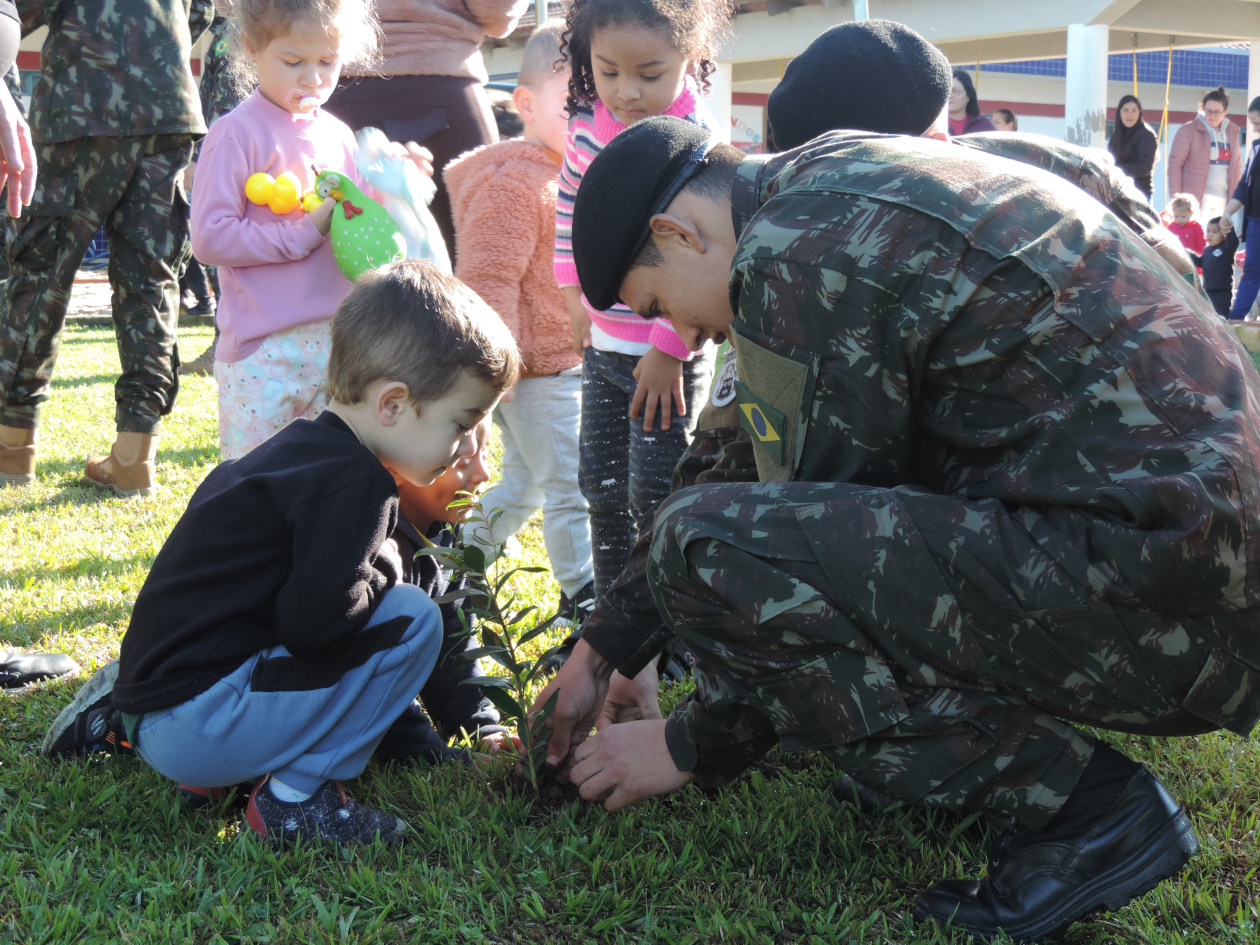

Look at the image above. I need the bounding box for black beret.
[767,19,952,150]
[573,116,718,312]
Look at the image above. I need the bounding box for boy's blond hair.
[517,22,567,90]
[328,260,520,408]
[1169,193,1199,215]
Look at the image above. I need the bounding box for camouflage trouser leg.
[649,482,1232,828]
[0,134,192,432]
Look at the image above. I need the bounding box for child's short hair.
[227,0,380,96]
[328,260,520,408]
[1208,216,1223,227]
[993,108,1017,130]
[1169,193,1198,214]
[518,22,567,90]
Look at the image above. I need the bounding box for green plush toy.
[312,169,406,282]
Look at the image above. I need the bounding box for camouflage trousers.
[0,133,194,432]
[650,481,1260,829]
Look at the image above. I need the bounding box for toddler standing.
[554,0,730,628]
[1189,216,1240,317]
[446,23,596,619]
[192,0,429,459]
[1166,193,1207,254]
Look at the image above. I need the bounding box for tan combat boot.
[84,431,158,497]
[0,424,36,486]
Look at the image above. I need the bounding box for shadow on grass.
[50,372,120,391]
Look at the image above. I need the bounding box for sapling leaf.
[431,590,471,606]
[462,544,487,573]
[481,686,525,720]
[518,621,560,646]
[475,675,515,690]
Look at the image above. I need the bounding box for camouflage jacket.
[583,131,1260,676]
[18,0,210,142]
[726,131,1260,612]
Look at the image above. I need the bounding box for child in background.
[991,108,1018,132]
[44,262,519,847]
[1166,193,1207,254]
[1189,215,1240,317]
[191,0,431,459]
[446,24,596,624]
[554,0,729,636]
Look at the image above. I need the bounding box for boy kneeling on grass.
[43,260,520,846]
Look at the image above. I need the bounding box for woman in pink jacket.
[1167,86,1243,223]
[325,0,528,261]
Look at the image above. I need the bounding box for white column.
[534,0,548,26]
[1064,24,1109,149]
[853,0,869,18]
[706,61,733,145]
[1248,43,1260,149]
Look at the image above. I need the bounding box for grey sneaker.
[42,659,134,757]
[245,777,407,846]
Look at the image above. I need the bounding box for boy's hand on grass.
[570,719,694,811]
[596,663,663,731]
[631,348,684,432]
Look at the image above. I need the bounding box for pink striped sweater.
[553,78,712,360]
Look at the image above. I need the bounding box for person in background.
[947,69,994,136]
[324,0,529,263]
[1188,215,1238,318]
[181,12,248,377]
[551,0,727,658]
[190,0,431,461]
[1223,97,1260,319]
[1108,94,1158,199]
[0,0,210,496]
[1166,193,1206,255]
[991,107,1017,132]
[1167,86,1243,224]
[446,24,596,628]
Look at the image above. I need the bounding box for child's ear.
[512,84,534,124]
[376,381,414,426]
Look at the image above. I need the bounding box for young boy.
[1166,193,1207,254]
[43,260,519,847]
[444,23,596,634]
[1189,215,1240,317]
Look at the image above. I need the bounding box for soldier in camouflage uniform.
[537,116,1260,942]
[179,13,246,377]
[0,0,210,495]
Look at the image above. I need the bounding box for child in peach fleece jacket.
[444,24,595,620]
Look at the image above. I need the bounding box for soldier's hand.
[532,638,612,769]
[0,85,35,218]
[570,719,694,811]
[630,347,685,432]
[596,663,663,731]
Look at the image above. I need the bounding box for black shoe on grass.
[245,777,407,846]
[41,659,134,758]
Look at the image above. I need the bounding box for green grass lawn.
[1,313,1257,944]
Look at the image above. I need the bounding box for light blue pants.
[134,584,443,794]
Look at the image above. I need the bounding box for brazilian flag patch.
[735,380,785,464]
